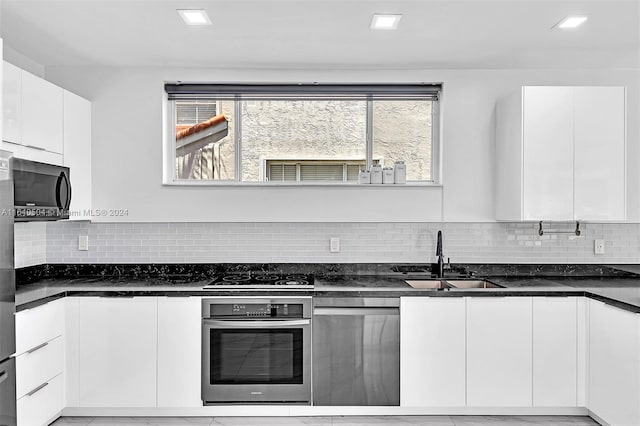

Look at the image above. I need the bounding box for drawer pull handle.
[25,145,47,151]
[26,342,48,354]
[26,382,48,397]
[0,371,7,385]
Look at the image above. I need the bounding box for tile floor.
[51,416,601,426]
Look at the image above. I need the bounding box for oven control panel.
[209,303,304,318]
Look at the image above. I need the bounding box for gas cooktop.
[202,272,314,290]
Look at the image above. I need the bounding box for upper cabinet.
[2,63,65,161]
[21,70,64,154]
[496,86,626,221]
[2,61,92,219]
[63,90,92,220]
[3,61,22,145]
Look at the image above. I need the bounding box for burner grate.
[204,272,314,289]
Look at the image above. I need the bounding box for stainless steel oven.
[201,298,311,405]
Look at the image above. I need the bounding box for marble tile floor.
[51,416,601,426]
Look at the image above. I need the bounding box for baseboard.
[62,406,589,417]
[588,410,610,426]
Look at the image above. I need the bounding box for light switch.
[78,235,89,251]
[330,237,340,253]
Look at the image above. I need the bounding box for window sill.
[162,181,442,188]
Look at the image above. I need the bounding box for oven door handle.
[203,319,310,328]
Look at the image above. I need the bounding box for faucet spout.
[436,230,444,278]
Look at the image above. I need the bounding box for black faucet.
[436,230,444,278]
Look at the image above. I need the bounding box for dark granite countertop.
[14,263,640,313]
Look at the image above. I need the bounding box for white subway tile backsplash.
[14,222,47,268]
[11,221,640,266]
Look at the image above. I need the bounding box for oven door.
[202,318,311,404]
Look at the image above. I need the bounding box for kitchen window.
[164,84,441,184]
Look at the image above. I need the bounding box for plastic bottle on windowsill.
[394,161,406,184]
[370,164,383,184]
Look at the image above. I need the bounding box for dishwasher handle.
[313,307,399,316]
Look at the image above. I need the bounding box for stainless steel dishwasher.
[312,297,400,406]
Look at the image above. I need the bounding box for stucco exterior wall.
[178,99,433,182]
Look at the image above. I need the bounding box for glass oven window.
[210,329,303,385]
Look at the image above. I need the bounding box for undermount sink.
[404,279,504,289]
[445,280,503,289]
[405,280,452,289]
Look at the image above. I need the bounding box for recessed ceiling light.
[177,9,212,26]
[370,14,402,30]
[554,16,588,29]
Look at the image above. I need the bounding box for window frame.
[163,84,441,186]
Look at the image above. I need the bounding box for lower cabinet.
[17,293,639,421]
[15,298,65,426]
[532,297,581,407]
[402,296,583,409]
[400,297,466,407]
[16,374,63,426]
[467,297,533,407]
[589,300,640,426]
[77,297,157,407]
[157,297,202,407]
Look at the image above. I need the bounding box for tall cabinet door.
[574,87,626,220]
[522,86,574,220]
[589,300,640,426]
[157,297,202,407]
[63,90,92,220]
[400,297,466,407]
[77,297,157,407]
[532,297,578,407]
[2,61,21,145]
[21,71,63,154]
[466,297,533,407]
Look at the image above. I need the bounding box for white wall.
[44,66,640,223]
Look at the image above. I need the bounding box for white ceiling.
[1,0,639,69]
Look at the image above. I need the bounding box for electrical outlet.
[78,235,89,251]
[594,239,605,255]
[330,237,340,253]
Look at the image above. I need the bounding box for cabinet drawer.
[16,336,63,398]
[17,373,63,426]
[16,299,64,355]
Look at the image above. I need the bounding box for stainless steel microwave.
[12,158,71,221]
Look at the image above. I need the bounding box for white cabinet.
[496,86,626,221]
[532,297,578,407]
[1,61,92,176]
[77,297,157,407]
[400,297,466,407]
[15,298,64,356]
[2,61,21,144]
[14,299,65,426]
[157,297,202,407]
[573,87,626,220]
[16,374,63,426]
[466,297,532,407]
[21,70,64,154]
[63,90,92,219]
[589,300,640,426]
